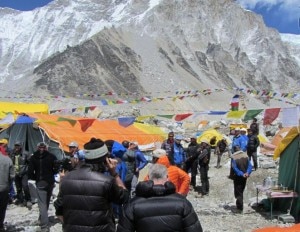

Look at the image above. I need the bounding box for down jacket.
[156,155,190,195]
[117,180,202,232]
[59,164,129,232]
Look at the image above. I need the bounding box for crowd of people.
[0,118,260,232]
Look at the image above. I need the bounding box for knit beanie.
[84,138,108,162]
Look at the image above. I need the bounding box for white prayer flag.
[282,106,300,127]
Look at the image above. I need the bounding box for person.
[198,139,211,196]
[246,129,260,171]
[117,164,202,232]
[231,146,252,213]
[67,141,85,163]
[0,148,15,232]
[127,142,147,198]
[56,138,128,232]
[250,118,259,135]
[169,134,186,168]
[209,136,217,150]
[121,140,136,195]
[9,141,32,208]
[232,128,249,152]
[28,142,58,232]
[105,140,128,220]
[214,137,227,169]
[238,128,249,152]
[161,131,175,158]
[184,136,199,188]
[150,149,190,196]
[0,139,16,203]
[0,139,9,156]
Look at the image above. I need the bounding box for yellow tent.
[0,102,48,119]
[197,129,225,145]
[273,127,299,159]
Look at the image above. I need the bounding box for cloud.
[237,0,300,22]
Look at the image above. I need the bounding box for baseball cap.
[69,141,79,147]
[152,149,166,158]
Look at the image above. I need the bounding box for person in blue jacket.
[171,135,186,169]
[231,146,252,213]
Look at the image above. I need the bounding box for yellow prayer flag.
[226,110,246,119]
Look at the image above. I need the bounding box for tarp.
[0,114,166,156]
[30,114,166,151]
[273,126,300,222]
[0,102,48,119]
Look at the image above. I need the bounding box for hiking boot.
[194,193,204,198]
[231,208,243,214]
[26,201,33,209]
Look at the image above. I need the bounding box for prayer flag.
[230,95,239,111]
[263,108,280,125]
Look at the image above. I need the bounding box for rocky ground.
[4,151,295,232]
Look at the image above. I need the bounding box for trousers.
[0,190,9,228]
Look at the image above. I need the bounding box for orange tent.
[252,223,300,232]
[260,127,292,155]
[29,114,166,151]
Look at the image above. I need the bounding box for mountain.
[280,34,300,66]
[0,0,299,113]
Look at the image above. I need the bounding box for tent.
[197,129,230,145]
[273,127,300,222]
[0,114,166,158]
[252,223,300,232]
[0,101,49,119]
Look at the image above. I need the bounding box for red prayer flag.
[174,113,192,121]
[78,119,95,132]
[263,108,281,125]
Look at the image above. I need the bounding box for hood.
[135,180,176,198]
[157,155,171,168]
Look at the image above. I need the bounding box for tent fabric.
[29,114,166,151]
[0,102,48,119]
[273,126,300,221]
[197,129,228,145]
[260,127,291,155]
[252,223,300,232]
[272,127,293,148]
[273,127,299,159]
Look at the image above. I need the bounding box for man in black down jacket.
[117,164,202,232]
[57,138,128,232]
[28,142,58,232]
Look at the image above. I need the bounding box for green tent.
[274,127,300,222]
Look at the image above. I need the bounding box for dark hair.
[84,138,108,164]
[104,140,114,152]
[84,138,105,150]
[122,140,130,148]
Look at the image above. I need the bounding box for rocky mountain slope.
[0,0,300,112]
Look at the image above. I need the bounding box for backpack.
[123,150,136,182]
[218,140,227,153]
